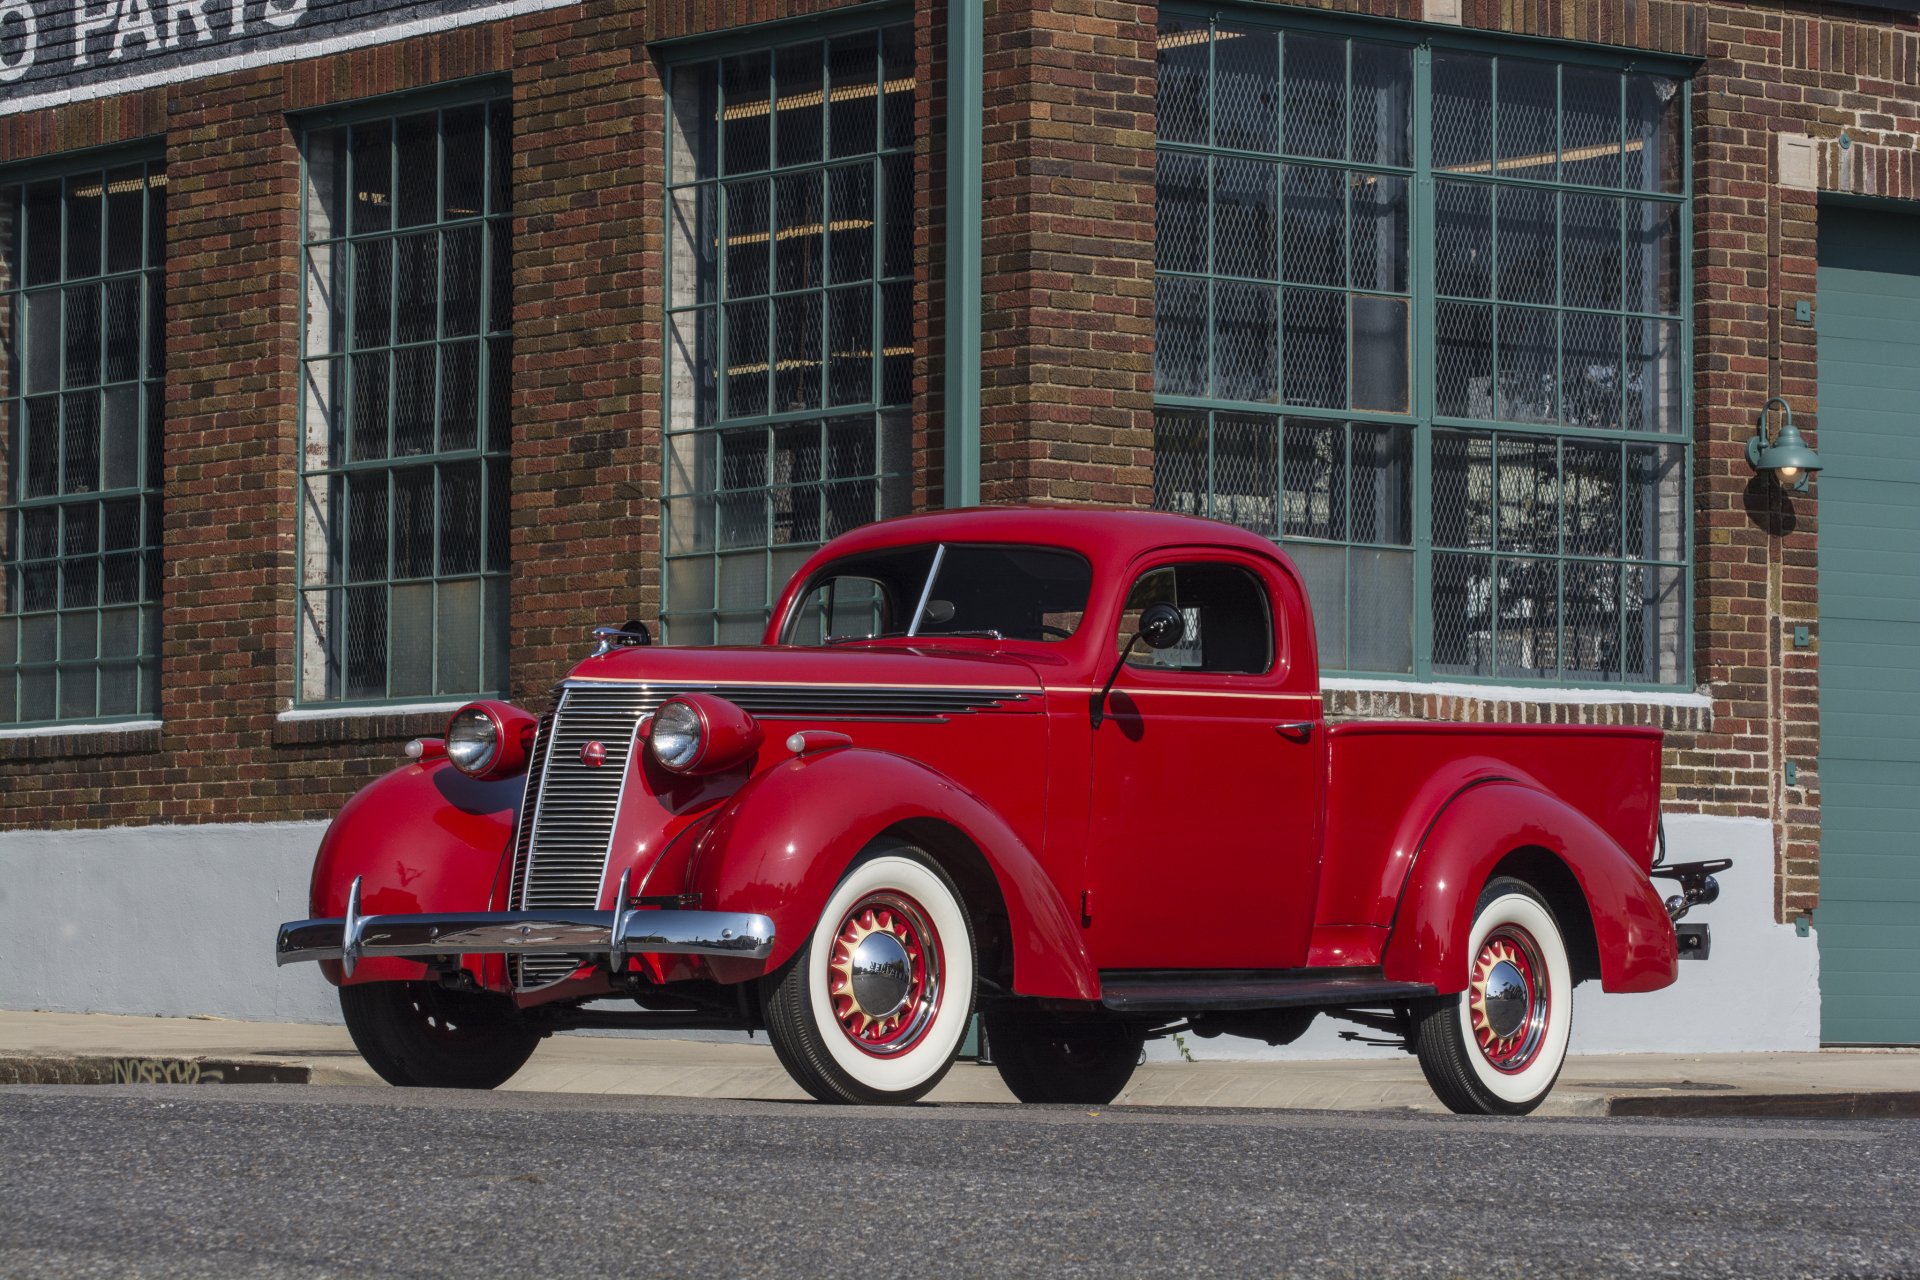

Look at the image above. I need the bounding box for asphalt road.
[1,1086,1916,1279]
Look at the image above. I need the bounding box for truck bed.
[1315,721,1664,935]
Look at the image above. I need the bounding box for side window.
[1116,563,1273,675]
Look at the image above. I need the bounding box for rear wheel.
[339,981,540,1090]
[1410,877,1573,1116]
[984,1004,1143,1105]
[762,844,976,1104]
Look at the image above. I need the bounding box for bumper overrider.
[276,875,775,977]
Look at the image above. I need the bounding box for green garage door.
[1817,203,1920,1045]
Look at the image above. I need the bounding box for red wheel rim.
[825,891,943,1058]
[1467,924,1549,1073]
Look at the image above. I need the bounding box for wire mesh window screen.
[298,97,512,703]
[0,158,165,726]
[664,24,915,645]
[1154,15,1689,685]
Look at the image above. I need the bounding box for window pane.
[1216,281,1278,403]
[1282,34,1344,160]
[1281,164,1343,286]
[3,159,164,723]
[1350,174,1407,294]
[1213,412,1278,537]
[1153,29,1688,683]
[1281,288,1345,409]
[1432,53,1493,172]
[1496,306,1557,424]
[1215,158,1276,280]
[1351,42,1412,168]
[1350,295,1408,413]
[1496,60,1557,180]
[1156,153,1206,274]
[1561,68,1622,188]
[1215,27,1277,154]
[297,102,510,702]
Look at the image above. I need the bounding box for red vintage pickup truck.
[278,507,1722,1114]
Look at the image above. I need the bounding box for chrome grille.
[504,678,1033,990]
[507,686,651,989]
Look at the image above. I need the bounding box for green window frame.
[0,151,165,727]
[662,15,916,645]
[296,86,512,705]
[1153,11,1692,688]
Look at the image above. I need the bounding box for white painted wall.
[1149,812,1820,1061]
[0,813,1817,1057]
[0,821,339,1023]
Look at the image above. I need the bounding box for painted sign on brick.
[0,0,569,110]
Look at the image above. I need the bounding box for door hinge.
[1080,889,1093,927]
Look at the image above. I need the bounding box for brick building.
[1,0,1915,1048]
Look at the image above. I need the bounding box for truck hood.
[565,643,1050,704]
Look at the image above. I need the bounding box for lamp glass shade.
[1755,420,1822,479]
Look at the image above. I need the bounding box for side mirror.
[1138,602,1186,651]
[1091,603,1188,729]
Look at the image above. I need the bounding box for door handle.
[1274,720,1315,741]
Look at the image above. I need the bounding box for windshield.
[782,543,1094,646]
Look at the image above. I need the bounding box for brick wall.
[2,0,1917,931]
[977,0,1157,508]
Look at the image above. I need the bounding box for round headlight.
[651,699,704,772]
[445,706,501,776]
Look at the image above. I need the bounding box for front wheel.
[1409,877,1573,1116]
[984,1004,1143,1105]
[762,845,976,1104]
[339,980,541,1089]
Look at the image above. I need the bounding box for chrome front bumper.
[276,876,775,976]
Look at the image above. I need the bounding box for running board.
[1099,969,1436,1014]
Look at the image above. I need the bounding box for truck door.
[1086,554,1323,970]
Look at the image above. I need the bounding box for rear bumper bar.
[276,875,775,976]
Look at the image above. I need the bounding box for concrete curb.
[5,1050,1919,1119]
[0,1055,312,1086]
[1604,1091,1920,1119]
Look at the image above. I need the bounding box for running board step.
[1098,969,1436,1014]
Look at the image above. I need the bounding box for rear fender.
[308,760,525,987]
[1382,781,1676,995]
[686,747,1097,1000]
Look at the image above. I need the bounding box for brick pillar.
[161,75,307,816]
[508,0,660,699]
[977,0,1156,507]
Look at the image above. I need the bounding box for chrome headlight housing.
[445,705,502,776]
[651,699,704,772]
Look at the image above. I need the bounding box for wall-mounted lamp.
[1746,396,1822,492]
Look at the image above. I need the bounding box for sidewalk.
[3,1009,1914,1117]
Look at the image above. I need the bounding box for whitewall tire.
[1411,876,1573,1116]
[763,844,976,1104]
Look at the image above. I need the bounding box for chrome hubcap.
[826,892,943,1057]
[848,931,912,1018]
[1481,959,1528,1040]
[1468,924,1549,1073]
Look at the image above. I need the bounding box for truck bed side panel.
[1316,722,1663,930]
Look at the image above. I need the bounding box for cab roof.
[808,506,1291,572]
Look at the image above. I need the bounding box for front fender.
[308,759,525,986]
[686,747,1097,1000]
[1382,781,1677,995]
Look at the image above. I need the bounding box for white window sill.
[0,719,163,741]
[1320,677,1714,711]
[276,701,470,723]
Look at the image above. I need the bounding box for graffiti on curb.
[111,1058,226,1085]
